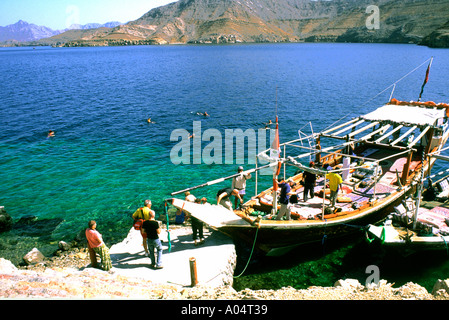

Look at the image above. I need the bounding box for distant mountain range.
[0,20,122,43]
[3,0,449,48]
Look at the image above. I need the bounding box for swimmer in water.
[47,130,55,138]
[147,118,155,124]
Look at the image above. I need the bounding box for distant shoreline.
[1,39,445,49]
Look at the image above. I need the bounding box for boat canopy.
[361,104,446,128]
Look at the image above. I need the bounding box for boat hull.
[216,190,410,255]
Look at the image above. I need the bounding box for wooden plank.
[374,125,403,143]
[359,124,391,141]
[347,121,379,138]
[332,119,365,137]
[321,117,360,135]
[391,126,417,146]
[408,126,430,148]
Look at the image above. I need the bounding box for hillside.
[420,20,449,48]
[27,0,449,47]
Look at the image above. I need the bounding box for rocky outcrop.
[1,256,448,299]
[0,206,13,233]
[22,248,45,265]
[420,20,449,48]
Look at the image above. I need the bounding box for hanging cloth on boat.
[418,59,432,102]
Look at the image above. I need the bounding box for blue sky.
[0,0,175,29]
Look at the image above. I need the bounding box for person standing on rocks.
[141,210,163,269]
[132,199,154,256]
[85,220,112,271]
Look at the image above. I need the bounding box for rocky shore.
[1,222,449,300]
[1,255,449,300]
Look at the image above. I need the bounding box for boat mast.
[271,87,280,217]
[413,150,426,230]
[413,58,434,229]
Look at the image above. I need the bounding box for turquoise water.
[1,43,449,290]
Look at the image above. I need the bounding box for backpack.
[133,208,144,230]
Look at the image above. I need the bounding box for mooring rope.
[439,234,449,257]
[233,227,259,278]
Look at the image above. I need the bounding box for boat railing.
[253,123,439,209]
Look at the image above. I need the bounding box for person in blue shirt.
[275,178,296,220]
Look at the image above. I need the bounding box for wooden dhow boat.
[169,64,449,256]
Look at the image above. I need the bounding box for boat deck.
[368,196,449,253]
[250,146,421,221]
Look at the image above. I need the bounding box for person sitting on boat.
[302,161,317,202]
[323,163,343,208]
[232,166,252,208]
[185,191,196,202]
[217,187,242,211]
[276,178,296,220]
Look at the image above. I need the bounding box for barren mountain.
[29,0,449,47]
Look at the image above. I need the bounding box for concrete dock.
[108,225,237,288]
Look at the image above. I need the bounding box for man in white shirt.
[232,166,252,208]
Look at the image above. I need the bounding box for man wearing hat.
[276,178,296,220]
[232,166,252,208]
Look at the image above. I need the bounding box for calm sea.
[1,43,449,291]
